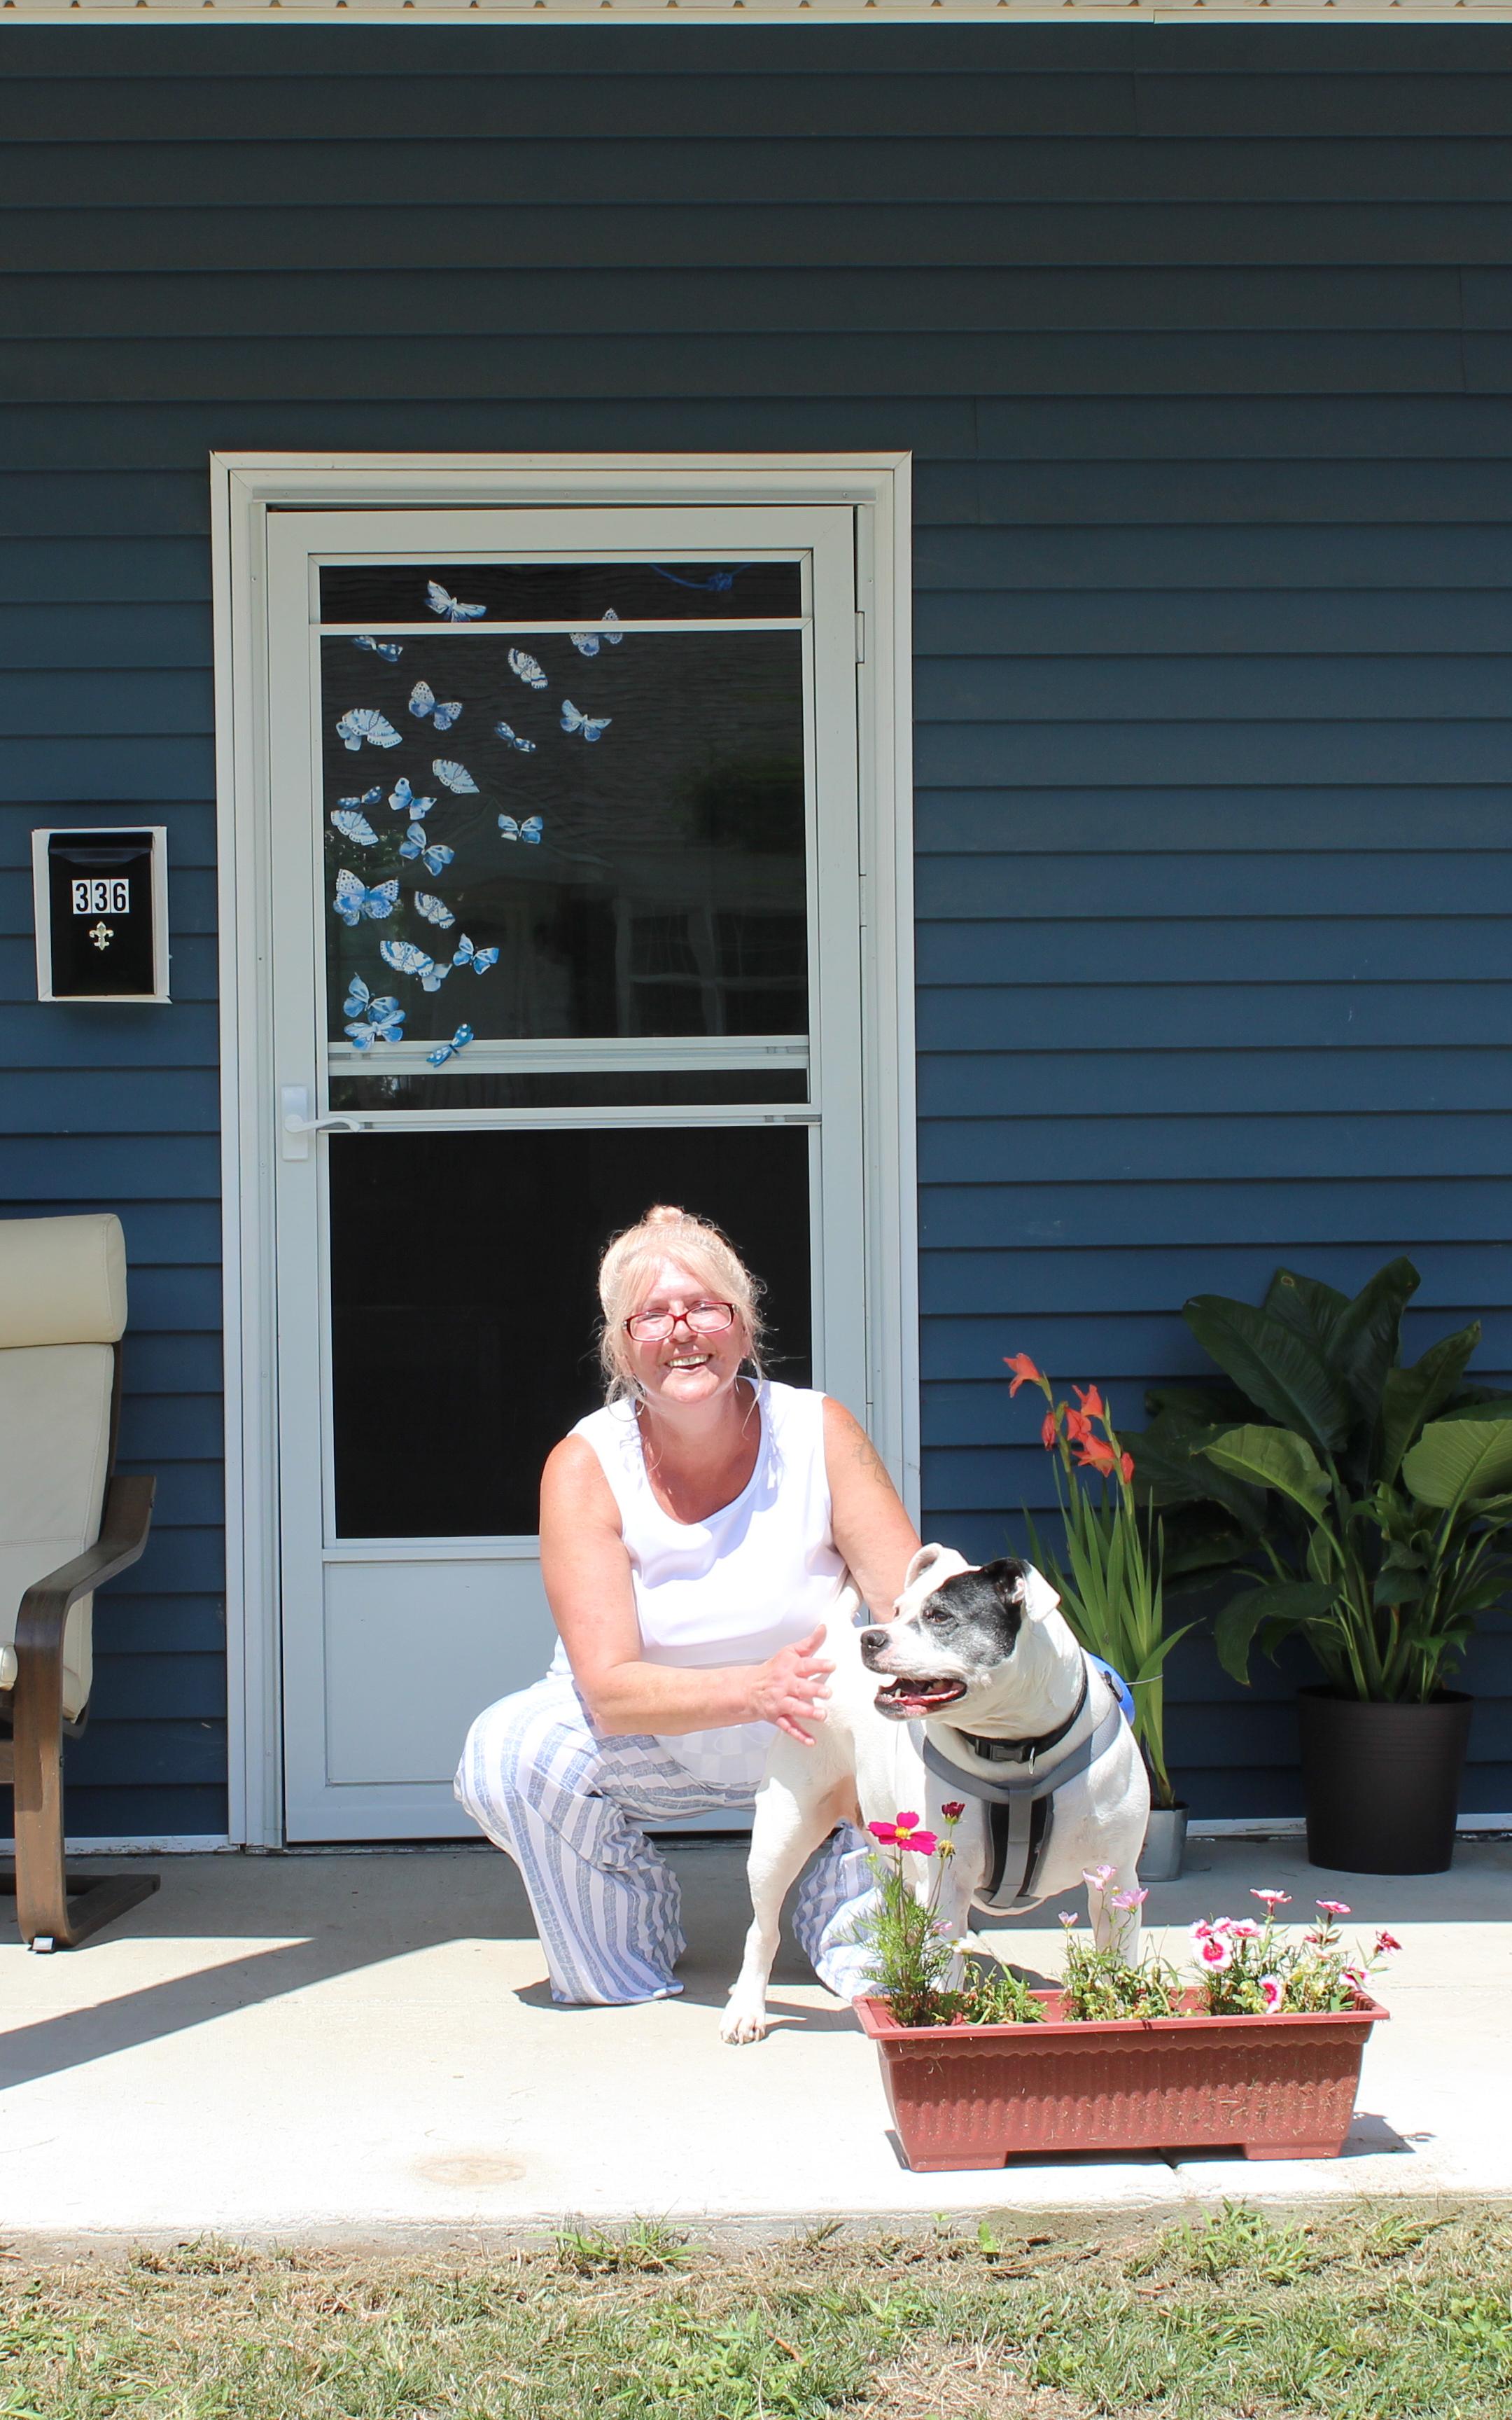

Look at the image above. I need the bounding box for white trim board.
[6,3,1506,20]
[211,451,916,1849]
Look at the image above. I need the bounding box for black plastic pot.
[1296,1687,1472,1875]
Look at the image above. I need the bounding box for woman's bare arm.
[538,1437,834,1744]
[822,1398,921,1621]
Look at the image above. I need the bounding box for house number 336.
[71,878,130,915]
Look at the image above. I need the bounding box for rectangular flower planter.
[855,1990,1388,2172]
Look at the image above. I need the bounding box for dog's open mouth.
[874,1674,969,1717]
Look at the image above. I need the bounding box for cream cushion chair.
[0,1214,159,1948]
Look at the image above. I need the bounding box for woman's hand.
[747,1626,835,1746]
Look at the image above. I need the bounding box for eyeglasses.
[624,1300,736,1344]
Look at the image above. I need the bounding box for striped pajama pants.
[454,1671,879,2006]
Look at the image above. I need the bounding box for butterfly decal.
[428,1022,475,1069]
[399,823,455,876]
[336,707,402,752]
[498,814,544,846]
[338,785,384,809]
[414,891,456,931]
[560,700,611,742]
[341,976,406,1049]
[353,635,403,662]
[493,720,537,753]
[452,934,500,975]
[333,869,400,926]
[507,648,548,691]
[651,564,748,593]
[570,608,622,658]
[388,776,436,819]
[426,580,486,623]
[331,807,379,847]
[380,938,452,992]
[409,679,463,734]
[432,758,479,794]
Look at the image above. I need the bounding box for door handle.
[280,1085,370,1161]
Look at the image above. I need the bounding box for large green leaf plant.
[1123,1258,1512,1703]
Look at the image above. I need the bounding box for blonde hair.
[597,1204,766,1403]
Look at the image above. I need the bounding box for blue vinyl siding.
[3,21,1512,1831]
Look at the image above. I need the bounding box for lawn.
[1,2202,1508,2419]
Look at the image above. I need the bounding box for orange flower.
[1074,1384,1105,1421]
[1004,1352,1044,1398]
[1120,1450,1135,1484]
[1074,1435,1119,1475]
[1064,1407,1093,1446]
[1041,1408,1058,1451]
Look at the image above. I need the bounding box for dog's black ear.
[977,1557,1027,1608]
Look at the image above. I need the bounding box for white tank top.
[564,1380,850,1788]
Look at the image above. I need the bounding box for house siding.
[1,20,1511,1835]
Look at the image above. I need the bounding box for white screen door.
[265,506,868,1840]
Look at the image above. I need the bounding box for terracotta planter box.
[855,1990,1388,2172]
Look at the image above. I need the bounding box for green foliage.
[854,1814,1048,2029]
[1152,2202,1323,2286]
[1056,1926,1182,2022]
[1126,1256,1512,1702]
[555,2221,690,2276]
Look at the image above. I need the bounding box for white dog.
[720,1545,1150,2043]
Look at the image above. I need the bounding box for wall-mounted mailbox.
[32,826,170,1004]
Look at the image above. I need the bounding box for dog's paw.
[719,1998,769,2045]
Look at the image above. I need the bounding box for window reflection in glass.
[321,630,808,1052]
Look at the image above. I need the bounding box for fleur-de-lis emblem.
[88,921,113,952]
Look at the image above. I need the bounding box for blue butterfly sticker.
[409,680,463,734]
[493,721,537,753]
[342,976,406,1049]
[336,707,402,752]
[560,700,611,743]
[388,776,436,819]
[507,649,548,691]
[428,1022,475,1069]
[354,635,403,662]
[338,786,384,811]
[399,823,455,876]
[427,580,486,623]
[652,564,748,593]
[452,934,500,975]
[333,870,400,926]
[414,891,456,931]
[331,807,379,847]
[498,814,544,846]
[432,758,479,794]
[570,609,622,658]
[380,937,452,992]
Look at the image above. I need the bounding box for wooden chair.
[0,1214,160,1949]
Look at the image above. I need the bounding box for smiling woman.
[452,1202,920,2008]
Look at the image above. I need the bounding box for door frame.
[211,452,917,1848]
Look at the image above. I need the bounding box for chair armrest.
[14,1475,156,1655]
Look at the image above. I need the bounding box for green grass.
[0,2202,1508,2419]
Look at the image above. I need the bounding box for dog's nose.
[858,1626,890,1663]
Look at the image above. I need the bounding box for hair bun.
[643,1204,685,1228]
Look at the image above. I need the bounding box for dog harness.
[920,1653,1133,1910]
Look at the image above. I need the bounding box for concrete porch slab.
[0,1836,1506,2251]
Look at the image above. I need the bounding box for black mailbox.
[33,826,169,1003]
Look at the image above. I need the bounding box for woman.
[454,1203,921,2006]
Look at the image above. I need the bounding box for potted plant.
[1006,1355,1198,1879]
[853,1814,1394,2172]
[1125,1257,1512,1873]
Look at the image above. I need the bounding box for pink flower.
[1058,1910,1077,1928]
[1315,1900,1350,1917]
[1082,1864,1115,1890]
[1259,1975,1287,2014]
[1226,1919,1262,1942]
[1004,1353,1044,1398]
[1342,1965,1365,1987]
[1251,1889,1292,1907]
[1190,1918,1216,1942]
[940,1802,966,1823]
[870,1812,937,1854]
[1194,1931,1233,1971]
[1110,1887,1149,1912]
[1375,1931,1402,1955]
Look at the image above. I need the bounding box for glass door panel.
[269,506,863,1840]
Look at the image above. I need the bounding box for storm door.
[265,508,865,1840]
